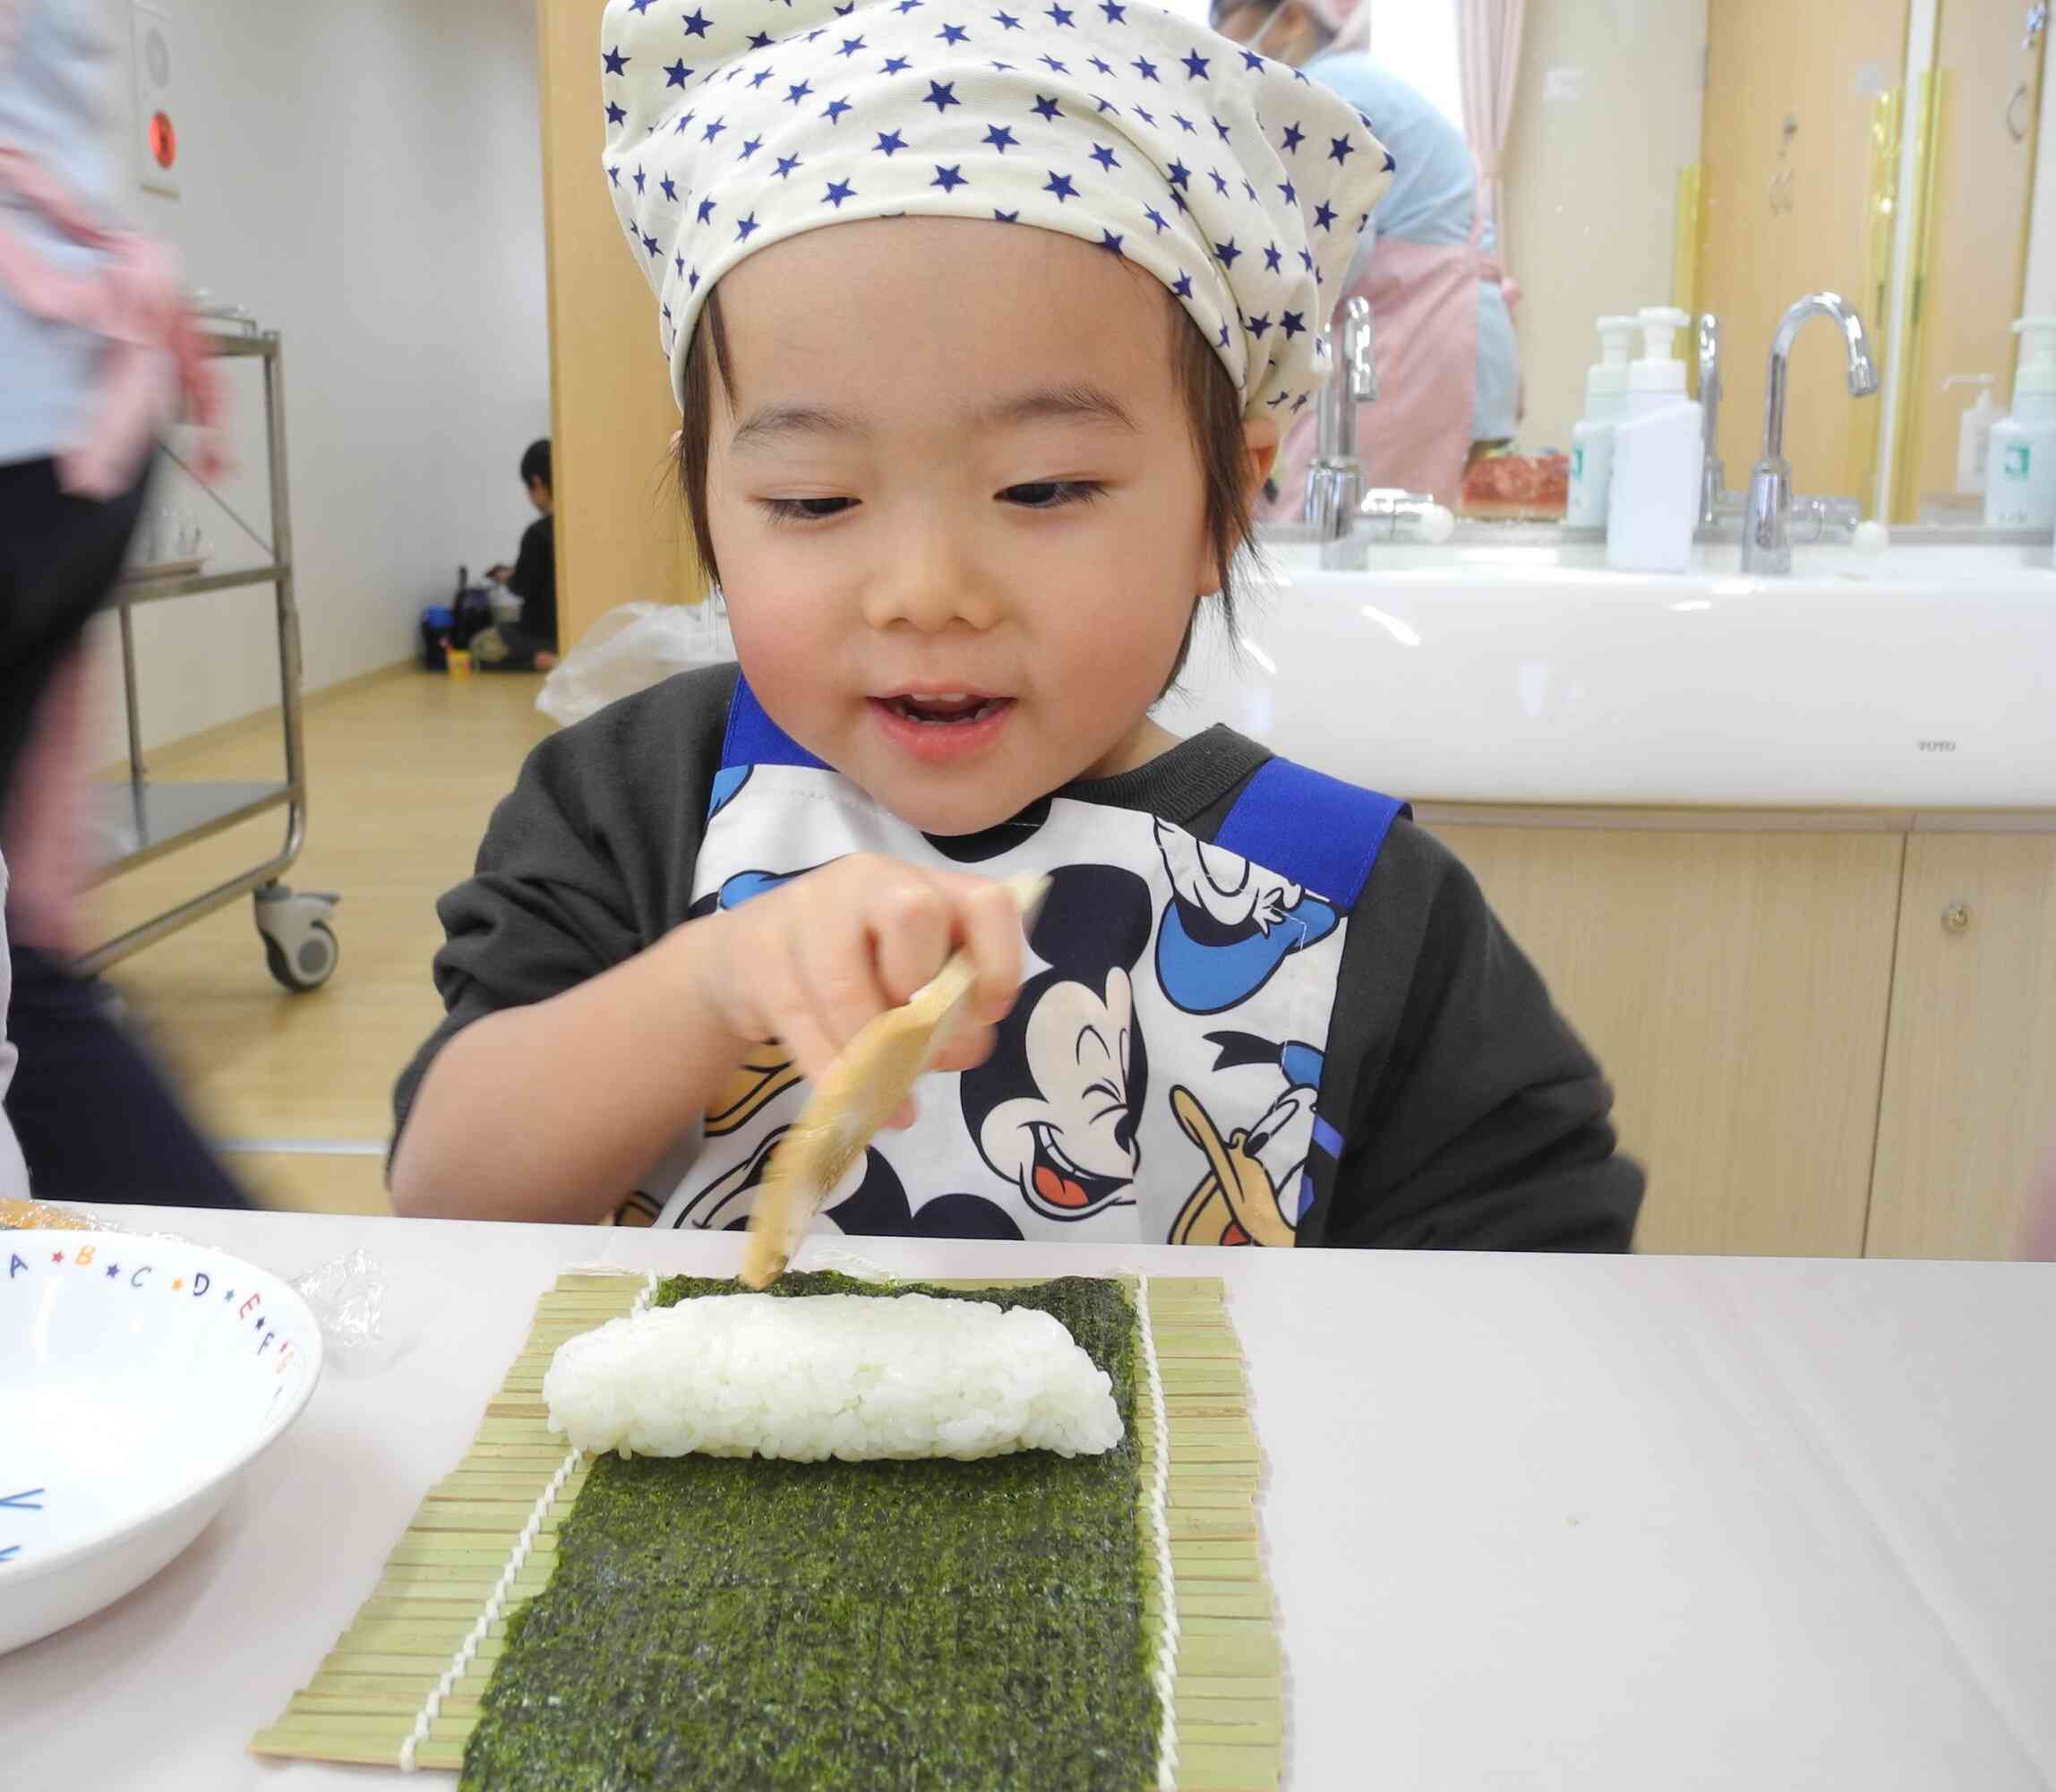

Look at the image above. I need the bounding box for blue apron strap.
[720,674,827,772]
[1213,756,1409,913]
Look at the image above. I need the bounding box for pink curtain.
[1455,0,1527,275]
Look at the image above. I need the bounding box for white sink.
[1161,538,2056,809]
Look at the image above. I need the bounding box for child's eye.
[1000,480,1106,510]
[760,496,855,523]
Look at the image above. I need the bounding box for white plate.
[0,1229,323,1652]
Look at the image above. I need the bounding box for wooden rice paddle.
[739,873,1048,1289]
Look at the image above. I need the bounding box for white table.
[4,1208,2053,1790]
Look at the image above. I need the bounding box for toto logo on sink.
[1916,739,1959,754]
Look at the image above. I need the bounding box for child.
[390,0,1642,1250]
[475,438,559,673]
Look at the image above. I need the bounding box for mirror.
[1190,0,2052,527]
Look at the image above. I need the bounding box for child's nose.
[861,518,1004,632]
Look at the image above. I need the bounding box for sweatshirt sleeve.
[390,663,737,1148]
[1319,820,1645,1251]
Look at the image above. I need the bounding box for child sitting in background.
[390,0,1642,1250]
[475,437,559,673]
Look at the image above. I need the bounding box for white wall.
[1500,0,1706,451]
[96,0,550,759]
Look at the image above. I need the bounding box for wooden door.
[537,0,707,651]
[1427,823,1904,1256]
[1867,833,2056,1260]
[1699,0,1910,502]
[1892,3,2048,520]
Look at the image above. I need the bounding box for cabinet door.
[1429,826,1903,1256]
[1867,834,2056,1260]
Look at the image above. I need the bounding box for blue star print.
[703,116,727,141]
[1046,3,1075,22]
[1101,0,1126,18]
[823,98,852,124]
[1089,55,1112,74]
[1264,243,1281,271]
[681,8,712,36]
[1090,142,1119,170]
[874,128,908,154]
[605,100,627,125]
[734,212,760,240]
[633,166,647,193]
[749,67,772,87]
[983,123,1018,151]
[741,133,764,156]
[774,153,802,176]
[1247,313,1270,336]
[1281,121,1304,152]
[824,177,856,207]
[925,80,961,112]
[665,58,690,86]
[1032,93,1061,120]
[786,80,813,104]
[882,53,912,72]
[1144,205,1168,231]
[994,6,1023,22]
[1328,134,1356,164]
[606,163,621,185]
[938,21,970,44]
[1043,169,1077,201]
[747,30,774,47]
[603,44,630,75]
[1312,200,1336,229]
[1172,111,1196,133]
[1208,167,1229,195]
[1166,159,1190,189]
[1171,272,1194,298]
[1040,54,1068,73]
[1214,236,1240,266]
[1181,49,1209,79]
[1279,311,1306,339]
[697,196,716,221]
[836,34,866,55]
[994,208,1021,221]
[932,162,967,190]
[1131,56,1158,81]
[1277,178,1296,204]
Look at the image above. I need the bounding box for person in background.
[476,437,559,673]
[0,0,250,1208]
[1212,0,1521,514]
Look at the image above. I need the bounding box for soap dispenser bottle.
[1941,374,1997,496]
[1985,318,2056,527]
[1606,305,1705,573]
[1565,314,1638,527]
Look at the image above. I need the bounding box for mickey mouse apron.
[650,679,1407,1248]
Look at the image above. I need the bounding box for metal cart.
[80,320,340,992]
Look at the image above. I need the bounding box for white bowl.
[0,1229,323,1652]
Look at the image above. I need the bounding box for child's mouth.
[867,691,1015,765]
[878,692,1010,726]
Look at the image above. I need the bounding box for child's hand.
[690,855,1026,1111]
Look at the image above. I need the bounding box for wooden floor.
[85,666,556,1214]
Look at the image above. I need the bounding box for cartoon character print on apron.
[649,681,1407,1248]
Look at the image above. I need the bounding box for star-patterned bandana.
[600,0,1393,423]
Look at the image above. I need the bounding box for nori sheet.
[458,1272,1153,1791]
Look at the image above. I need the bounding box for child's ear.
[1240,415,1280,507]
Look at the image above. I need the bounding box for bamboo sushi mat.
[252,1270,1281,1790]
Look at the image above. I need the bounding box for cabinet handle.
[1941,901,1973,935]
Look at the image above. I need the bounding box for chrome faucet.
[1697,312,1724,527]
[1306,296,1377,567]
[1741,292,1879,574]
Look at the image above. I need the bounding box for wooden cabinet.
[1427,822,1905,1256]
[1867,834,2056,1260]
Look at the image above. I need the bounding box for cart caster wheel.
[253,884,340,993]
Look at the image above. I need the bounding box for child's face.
[706,217,1276,836]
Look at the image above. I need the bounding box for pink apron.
[1260,201,1505,518]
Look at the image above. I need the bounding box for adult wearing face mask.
[1212,0,1521,514]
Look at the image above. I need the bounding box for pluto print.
[651,679,1405,1246]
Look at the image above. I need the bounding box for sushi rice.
[543,1291,1125,1462]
